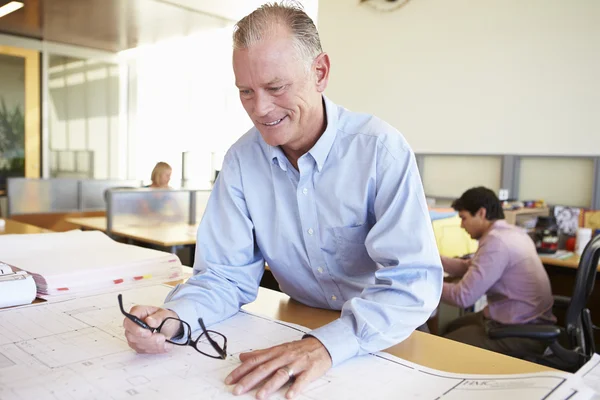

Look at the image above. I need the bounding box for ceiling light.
[0,1,24,18]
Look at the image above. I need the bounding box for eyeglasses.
[118,294,227,360]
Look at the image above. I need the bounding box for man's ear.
[313,52,330,93]
[476,207,487,220]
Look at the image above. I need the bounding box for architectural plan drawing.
[574,354,600,400]
[0,284,593,400]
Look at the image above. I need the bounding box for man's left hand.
[225,337,332,399]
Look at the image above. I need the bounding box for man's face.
[458,209,486,240]
[233,30,323,151]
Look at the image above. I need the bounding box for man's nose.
[253,92,274,117]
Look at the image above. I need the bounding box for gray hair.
[233,1,323,67]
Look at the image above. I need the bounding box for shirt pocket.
[333,223,376,276]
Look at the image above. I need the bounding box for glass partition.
[7,178,78,215]
[7,178,143,215]
[80,179,142,210]
[48,55,120,179]
[107,188,191,230]
[194,190,212,223]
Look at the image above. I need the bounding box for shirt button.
[331,295,337,301]
[307,228,314,235]
[317,267,324,273]
[302,188,308,195]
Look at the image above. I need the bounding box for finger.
[231,356,290,397]
[226,348,279,386]
[129,305,162,319]
[238,347,269,363]
[285,367,319,400]
[125,330,173,354]
[122,318,152,338]
[256,365,298,400]
[144,309,173,328]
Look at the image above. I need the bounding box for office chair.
[487,234,600,372]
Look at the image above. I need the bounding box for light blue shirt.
[164,96,443,367]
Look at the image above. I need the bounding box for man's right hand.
[123,305,182,354]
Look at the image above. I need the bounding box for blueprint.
[0,285,593,400]
[574,354,600,400]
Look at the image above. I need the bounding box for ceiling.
[0,0,265,52]
[163,0,274,23]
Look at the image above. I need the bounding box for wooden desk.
[20,279,550,375]
[239,287,550,375]
[0,219,51,235]
[66,216,198,249]
[540,253,600,271]
[66,216,107,231]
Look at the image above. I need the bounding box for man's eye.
[240,90,251,95]
[268,86,283,92]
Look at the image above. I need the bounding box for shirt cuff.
[163,298,201,342]
[307,318,360,367]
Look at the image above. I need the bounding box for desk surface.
[0,219,51,235]
[240,287,551,375]
[66,216,198,247]
[540,254,580,269]
[66,216,107,231]
[540,253,600,271]
[21,279,551,375]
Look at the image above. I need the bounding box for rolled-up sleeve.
[441,238,507,309]
[309,142,443,367]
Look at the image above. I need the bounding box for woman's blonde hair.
[233,1,322,68]
[151,162,172,185]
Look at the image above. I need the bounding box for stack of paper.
[0,262,37,308]
[0,230,183,298]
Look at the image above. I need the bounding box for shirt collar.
[481,219,509,241]
[268,95,338,172]
[308,95,338,172]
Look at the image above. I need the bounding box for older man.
[123,3,442,399]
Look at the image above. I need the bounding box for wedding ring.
[279,365,294,380]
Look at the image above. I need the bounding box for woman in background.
[149,162,172,188]
[140,162,181,220]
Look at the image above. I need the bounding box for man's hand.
[225,337,332,399]
[123,305,182,354]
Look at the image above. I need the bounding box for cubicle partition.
[7,178,79,215]
[194,190,212,224]
[7,178,142,216]
[105,188,212,233]
[417,154,600,210]
[80,180,142,210]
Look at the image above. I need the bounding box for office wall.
[48,56,121,179]
[127,28,252,187]
[318,0,600,156]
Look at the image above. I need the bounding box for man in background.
[441,186,555,357]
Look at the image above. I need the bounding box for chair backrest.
[564,234,600,356]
